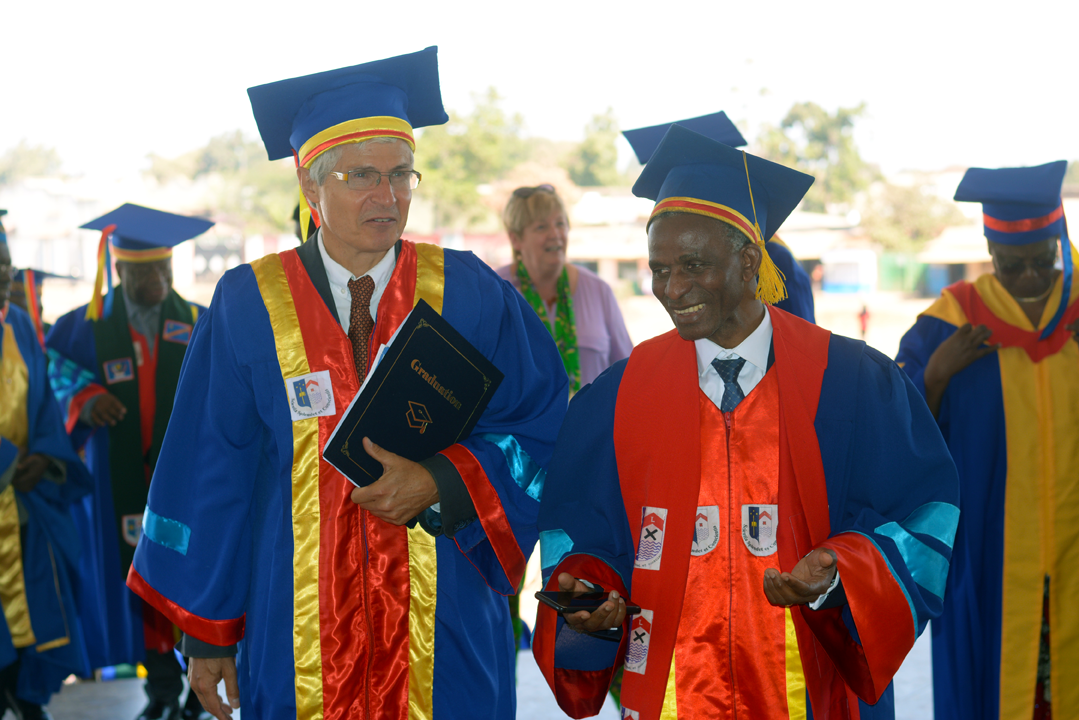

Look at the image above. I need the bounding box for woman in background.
[498,185,632,391]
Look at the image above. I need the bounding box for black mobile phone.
[535,589,641,615]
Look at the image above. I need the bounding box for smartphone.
[535,589,641,615]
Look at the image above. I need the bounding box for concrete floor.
[23,632,932,719]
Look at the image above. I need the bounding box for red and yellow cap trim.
[983,204,1064,234]
[297,116,415,169]
[111,245,173,263]
[650,197,762,244]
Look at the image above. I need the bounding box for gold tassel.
[756,239,788,305]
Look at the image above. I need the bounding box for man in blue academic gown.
[125,47,567,720]
[0,211,94,719]
[534,126,959,720]
[46,204,212,720]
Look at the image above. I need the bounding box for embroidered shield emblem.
[285,370,336,421]
[122,513,142,547]
[103,358,134,384]
[162,320,193,345]
[624,609,653,675]
[691,505,720,556]
[635,507,667,570]
[741,504,779,556]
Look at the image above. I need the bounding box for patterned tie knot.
[712,356,746,384]
[347,275,376,379]
[348,275,375,307]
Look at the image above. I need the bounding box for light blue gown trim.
[142,506,191,556]
[874,521,949,599]
[901,502,960,549]
[539,529,574,573]
[478,433,545,501]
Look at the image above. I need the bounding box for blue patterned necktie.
[712,356,747,412]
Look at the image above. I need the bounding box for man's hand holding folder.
[349,436,439,525]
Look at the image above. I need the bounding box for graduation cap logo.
[406,401,433,434]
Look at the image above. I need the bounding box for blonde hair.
[502,185,569,238]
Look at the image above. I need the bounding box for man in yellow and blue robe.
[127,47,568,720]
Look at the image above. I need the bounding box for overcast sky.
[3,0,1076,181]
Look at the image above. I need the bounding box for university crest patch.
[162,319,193,345]
[635,506,667,570]
[741,503,778,557]
[691,505,720,556]
[122,513,142,547]
[103,358,134,384]
[286,370,336,421]
[624,608,653,675]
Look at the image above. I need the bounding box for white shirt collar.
[317,229,396,326]
[694,307,773,379]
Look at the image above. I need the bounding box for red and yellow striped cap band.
[983,204,1063,234]
[111,244,173,263]
[649,197,763,245]
[298,116,415,169]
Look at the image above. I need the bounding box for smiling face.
[510,208,569,280]
[989,237,1059,300]
[300,139,413,268]
[116,258,173,307]
[648,212,764,346]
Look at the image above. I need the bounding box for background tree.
[417,88,532,229]
[564,109,624,187]
[860,180,969,253]
[0,141,62,185]
[146,131,296,233]
[757,102,878,213]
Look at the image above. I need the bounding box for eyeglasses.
[329,169,422,191]
[512,184,555,198]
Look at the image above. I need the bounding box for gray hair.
[308,137,414,185]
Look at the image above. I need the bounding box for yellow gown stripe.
[996,334,1079,717]
[0,322,35,648]
[784,608,807,720]
[189,303,200,325]
[407,242,445,718]
[919,287,969,328]
[659,647,677,719]
[250,254,324,720]
[413,242,445,315]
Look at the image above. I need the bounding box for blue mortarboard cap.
[956,160,1074,340]
[13,268,77,286]
[247,46,448,164]
[953,161,1068,246]
[0,209,7,245]
[633,124,813,243]
[80,203,214,255]
[623,111,747,164]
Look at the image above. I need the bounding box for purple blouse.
[496,263,634,386]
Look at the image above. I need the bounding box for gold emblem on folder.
[406,401,434,434]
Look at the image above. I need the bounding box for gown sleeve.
[808,341,960,703]
[532,361,636,719]
[126,268,265,646]
[433,258,570,595]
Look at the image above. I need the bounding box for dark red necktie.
[347,276,375,380]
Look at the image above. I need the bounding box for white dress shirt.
[694,308,773,409]
[693,308,838,606]
[317,230,397,332]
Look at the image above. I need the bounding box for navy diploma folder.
[323,299,504,487]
